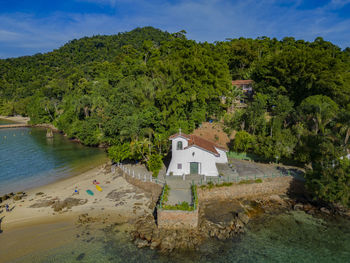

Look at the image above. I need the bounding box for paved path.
[167,188,192,205]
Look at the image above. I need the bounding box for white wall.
[166,137,228,176]
[216,148,228,163]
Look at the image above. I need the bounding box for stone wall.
[120,170,163,203]
[198,176,305,202]
[157,208,199,229]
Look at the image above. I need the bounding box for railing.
[197,169,301,186]
[158,184,168,209]
[191,183,198,210]
[113,163,166,186]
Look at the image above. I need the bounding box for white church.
[166,132,228,177]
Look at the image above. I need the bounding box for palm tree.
[338,111,350,147]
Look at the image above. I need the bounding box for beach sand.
[0,163,154,262]
[0,115,30,124]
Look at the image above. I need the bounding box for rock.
[150,239,161,249]
[269,195,285,205]
[52,198,87,212]
[135,239,149,248]
[13,195,22,201]
[237,212,250,225]
[293,204,304,210]
[320,207,331,215]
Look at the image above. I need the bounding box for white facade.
[166,135,228,176]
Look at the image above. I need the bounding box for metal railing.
[198,169,301,186]
[114,163,166,186]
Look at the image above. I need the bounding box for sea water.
[14,211,350,263]
[0,126,107,195]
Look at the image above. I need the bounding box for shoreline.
[1,163,350,261]
[0,115,30,124]
[0,163,156,262]
[0,163,153,231]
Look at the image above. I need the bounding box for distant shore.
[0,115,30,124]
[0,163,155,262]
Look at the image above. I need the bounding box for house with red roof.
[221,80,254,112]
[166,131,228,176]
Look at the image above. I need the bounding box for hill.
[1,27,350,206]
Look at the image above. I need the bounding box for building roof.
[169,133,228,156]
[232,80,254,85]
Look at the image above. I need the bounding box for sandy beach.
[0,115,30,124]
[0,163,154,262]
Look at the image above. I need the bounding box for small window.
[177,141,183,150]
[177,163,182,169]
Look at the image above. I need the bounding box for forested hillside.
[1,27,350,206]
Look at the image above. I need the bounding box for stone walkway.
[167,189,192,205]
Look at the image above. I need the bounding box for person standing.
[5,204,10,212]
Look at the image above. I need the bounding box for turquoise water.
[0,126,107,195]
[16,211,350,263]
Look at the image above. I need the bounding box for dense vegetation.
[1,27,349,206]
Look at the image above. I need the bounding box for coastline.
[0,163,156,262]
[0,115,30,124]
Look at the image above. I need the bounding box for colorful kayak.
[86,189,94,196]
[95,185,102,192]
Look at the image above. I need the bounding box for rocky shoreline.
[130,192,350,253]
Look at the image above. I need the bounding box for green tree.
[232,131,255,152]
[299,95,339,135]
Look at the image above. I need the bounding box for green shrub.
[147,154,163,178]
[163,201,194,211]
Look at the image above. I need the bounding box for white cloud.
[328,0,350,9]
[76,0,118,7]
[0,30,21,41]
[0,0,350,58]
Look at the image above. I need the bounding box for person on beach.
[93,180,100,185]
[5,204,10,212]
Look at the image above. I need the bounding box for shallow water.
[0,127,107,195]
[13,211,350,263]
[0,119,16,125]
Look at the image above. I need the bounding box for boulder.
[237,212,250,225]
[293,204,304,210]
[320,207,331,215]
[135,239,149,248]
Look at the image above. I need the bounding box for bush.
[147,154,163,178]
[232,131,255,152]
[108,142,132,163]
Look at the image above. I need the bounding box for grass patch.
[159,184,170,208]
[163,201,195,211]
[159,184,198,211]
[200,178,263,189]
[191,184,198,209]
[238,178,263,184]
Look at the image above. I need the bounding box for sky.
[0,0,350,58]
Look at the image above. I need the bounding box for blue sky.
[1,0,350,58]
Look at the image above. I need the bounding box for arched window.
[177,141,183,150]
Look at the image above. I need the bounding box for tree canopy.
[1,27,350,206]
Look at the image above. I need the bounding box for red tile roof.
[232,80,254,85]
[169,133,228,156]
[169,133,191,140]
